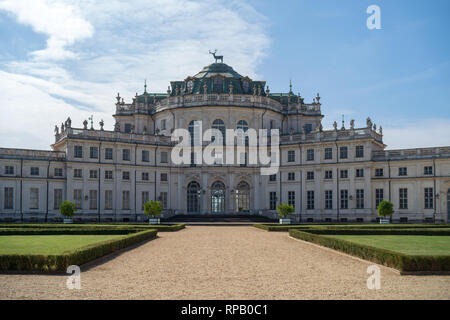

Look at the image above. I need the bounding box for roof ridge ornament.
[209,49,223,63]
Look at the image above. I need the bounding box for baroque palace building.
[1,56,450,223]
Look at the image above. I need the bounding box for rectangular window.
[399,167,407,176]
[4,187,13,209]
[375,188,384,208]
[122,191,130,210]
[160,192,168,209]
[123,149,130,161]
[340,190,348,209]
[54,168,63,177]
[122,171,130,180]
[269,192,277,210]
[304,123,312,134]
[105,148,113,160]
[288,150,295,162]
[30,188,39,209]
[324,148,332,160]
[375,168,384,177]
[356,189,364,209]
[124,123,132,133]
[74,189,82,209]
[288,172,295,181]
[161,173,168,182]
[340,146,348,159]
[105,170,113,180]
[306,149,314,161]
[4,166,14,175]
[399,188,408,209]
[30,167,39,176]
[324,170,333,180]
[90,146,98,159]
[161,152,168,163]
[142,172,149,181]
[89,170,98,179]
[307,191,314,210]
[340,170,348,179]
[356,168,364,178]
[74,169,82,178]
[142,150,150,162]
[424,188,433,209]
[325,190,333,209]
[74,145,83,158]
[355,145,364,158]
[161,119,166,130]
[424,166,433,175]
[269,174,276,182]
[142,191,149,210]
[105,190,113,210]
[306,171,314,180]
[288,191,295,209]
[53,189,62,210]
[89,190,97,210]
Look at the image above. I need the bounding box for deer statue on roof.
[209,50,223,63]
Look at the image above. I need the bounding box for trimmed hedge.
[0,228,141,235]
[0,229,157,272]
[254,223,450,232]
[0,223,185,232]
[289,229,450,273]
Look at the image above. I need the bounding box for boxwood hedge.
[289,229,450,273]
[0,229,157,272]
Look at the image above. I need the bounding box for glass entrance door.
[235,181,250,213]
[211,181,225,213]
[187,181,201,213]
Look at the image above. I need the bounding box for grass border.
[0,229,157,272]
[289,229,450,273]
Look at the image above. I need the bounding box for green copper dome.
[193,63,242,79]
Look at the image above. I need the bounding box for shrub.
[378,200,394,218]
[59,200,77,218]
[276,203,294,218]
[143,200,162,219]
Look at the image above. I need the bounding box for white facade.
[1,61,450,223]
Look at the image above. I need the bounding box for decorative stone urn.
[279,218,291,225]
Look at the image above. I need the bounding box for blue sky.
[0,0,449,150]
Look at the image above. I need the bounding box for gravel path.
[0,226,449,300]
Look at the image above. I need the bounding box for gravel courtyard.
[0,226,449,300]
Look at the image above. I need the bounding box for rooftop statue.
[209,50,223,63]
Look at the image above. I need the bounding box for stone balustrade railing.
[280,127,383,144]
[0,147,66,160]
[372,146,450,161]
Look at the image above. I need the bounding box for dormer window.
[213,76,223,93]
[187,80,194,93]
[242,79,250,93]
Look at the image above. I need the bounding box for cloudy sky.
[0,0,449,150]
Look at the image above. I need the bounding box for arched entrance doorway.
[447,189,450,221]
[235,181,250,213]
[211,181,225,213]
[187,181,201,213]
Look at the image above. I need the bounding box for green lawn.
[324,235,450,255]
[0,235,126,255]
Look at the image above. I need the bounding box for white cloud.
[0,0,270,150]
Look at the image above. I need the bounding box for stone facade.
[1,61,450,223]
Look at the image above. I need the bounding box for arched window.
[213,77,223,93]
[237,120,248,146]
[235,181,250,213]
[211,181,225,213]
[187,181,201,213]
[188,120,201,146]
[212,119,226,144]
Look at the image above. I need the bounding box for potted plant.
[59,200,76,224]
[276,203,294,224]
[144,200,162,225]
[377,200,394,224]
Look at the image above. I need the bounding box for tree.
[276,203,294,218]
[377,200,394,218]
[144,200,162,218]
[59,200,77,217]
